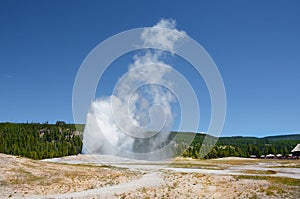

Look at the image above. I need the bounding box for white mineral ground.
[1,154,299,199]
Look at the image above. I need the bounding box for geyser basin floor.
[1,153,299,199]
[42,154,172,171]
[43,154,300,179]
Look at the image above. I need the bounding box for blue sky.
[0,0,299,137]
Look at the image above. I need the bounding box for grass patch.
[206,158,259,165]
[8,168,32,175]
[268,166,300,169]
[49,162,131,171]
[241,169,277,175]
[7,168,45,185]
[235,175,300,186]
[248,193,259,199]
[171,165,221,170]
[170,162,225,170]
[9,174,44,185]
[0,180,8,186]
[267,165,300,169]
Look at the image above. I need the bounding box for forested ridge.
[173,132,300,159]
[0,122,299,160]
[0,122,83,159]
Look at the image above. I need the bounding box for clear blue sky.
[1,0,299,137]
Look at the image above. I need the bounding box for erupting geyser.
[82,19,188,160]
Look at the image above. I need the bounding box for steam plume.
[82,19,187,160]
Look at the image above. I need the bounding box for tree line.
[1,123,299,160]
[0,122,82,160]
[171,133,300,159]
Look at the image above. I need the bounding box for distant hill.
[218,134,300,148]
[170,131,300,143]
[262,134,300,141]
[169,131,300,159]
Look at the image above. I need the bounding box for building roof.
[266,154,275,157]
[291,144,300,152]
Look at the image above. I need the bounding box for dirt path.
[13,172,164,199]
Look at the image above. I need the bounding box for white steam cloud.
[82,19,187,160]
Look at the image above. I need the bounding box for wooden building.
[291,144,300,156]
